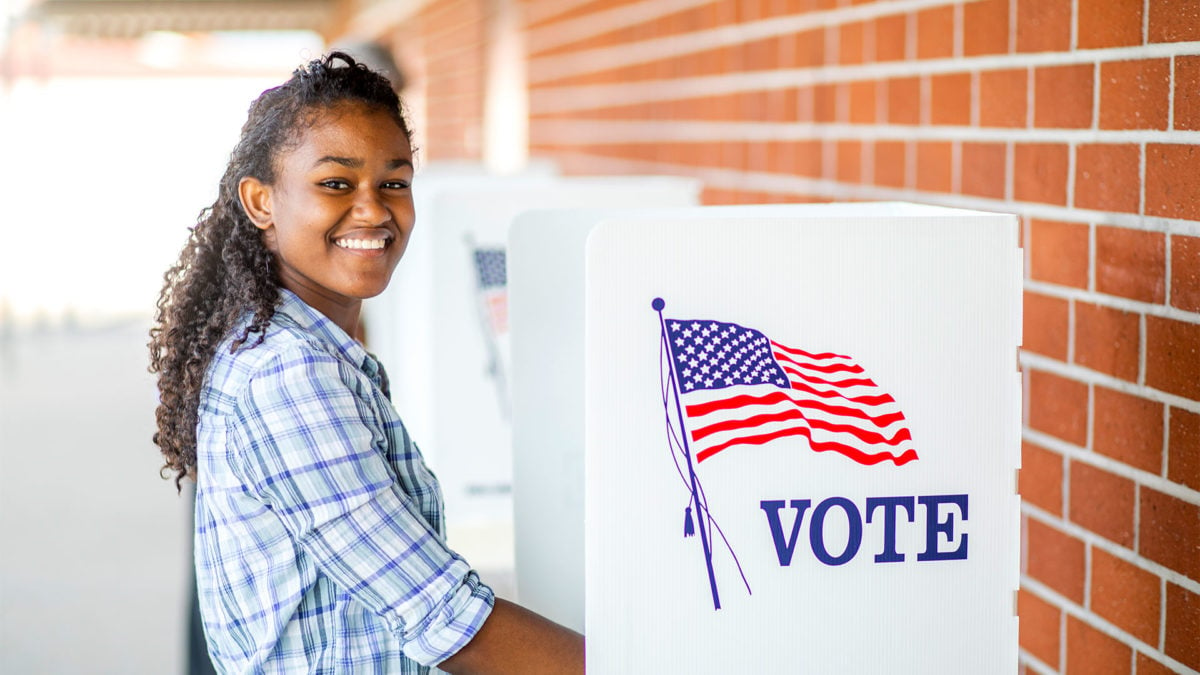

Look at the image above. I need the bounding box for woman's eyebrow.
[311,156,413,170]
[314,155,362,168]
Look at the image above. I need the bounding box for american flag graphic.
[662,316,918,466]
[473,248,507,336]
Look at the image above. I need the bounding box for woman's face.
[242,102,415,323]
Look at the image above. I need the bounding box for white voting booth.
[363,171,700,544]
[510,203,1021,673]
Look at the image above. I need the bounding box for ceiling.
[25,0,345,38]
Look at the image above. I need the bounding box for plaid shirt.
[194,289,493,674]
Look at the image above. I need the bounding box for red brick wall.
[386,0,489,161]
[372,0,1200,671]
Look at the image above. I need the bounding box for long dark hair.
[148,51,411,490]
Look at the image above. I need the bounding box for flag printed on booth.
[663,316,918,466]
[473,248,508,337]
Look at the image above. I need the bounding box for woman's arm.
[438,599,584,675]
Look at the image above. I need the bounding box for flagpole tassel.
[684,506,695,537]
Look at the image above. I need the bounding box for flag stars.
[666,318,791,393]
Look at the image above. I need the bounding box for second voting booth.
[364,172,700,535]
[510,203,1021,674]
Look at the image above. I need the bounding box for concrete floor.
[0,318,514,673]
[0,317,190,673]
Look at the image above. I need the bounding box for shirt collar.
[274,289,384,384]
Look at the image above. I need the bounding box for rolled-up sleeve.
[228,343,493,666]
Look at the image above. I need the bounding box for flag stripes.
[663,316,918,467]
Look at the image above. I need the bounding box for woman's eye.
[319,179,350,189]
[382,181,411,190]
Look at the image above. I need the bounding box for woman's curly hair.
[149,51,411,490]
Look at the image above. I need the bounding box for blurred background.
[2,1,1199,673]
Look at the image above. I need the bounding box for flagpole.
[653,297,721,610]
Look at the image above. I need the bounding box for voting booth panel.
[583,211,1021,673]
[510,203,895,632]
[363,175,700,529]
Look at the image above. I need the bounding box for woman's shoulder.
[204,314,339,404]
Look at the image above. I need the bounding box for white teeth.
[336,239,387,250]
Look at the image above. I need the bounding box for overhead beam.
[30,1,338,38]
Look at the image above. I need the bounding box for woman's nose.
[352,189,389,225]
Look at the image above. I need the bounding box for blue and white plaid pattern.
[195,290,493,674]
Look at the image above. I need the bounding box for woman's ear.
[238,176,274,231]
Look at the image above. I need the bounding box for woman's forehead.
[281,103,411,164]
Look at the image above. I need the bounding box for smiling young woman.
[149,52,583,675]
[238,101,416,335]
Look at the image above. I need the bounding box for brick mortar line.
[529,118,1200,145]
[1162,404,1171,478]
[1059,596,1068,673]
[1018,650,1057,675]
[1023,279,1200,326]
[1088,222,1097,293]
[424,41,489,65]
[1159,576,1168,653]
[531,148,1200,236]
[1066,142,1077,210]
[414,1,487,42]
[863,14,876,64]
[827,11,841,76]
[1026,63,1036,144]
[905,10,918,62]
[969,70,981,128]
[953,2,963,59]
[1022,425,1200,507]
[528,40,1200,97]
[1070,0,1079,53]
[1165,233,1174,307]
[1138,313,1148,387]
[863,139,875,195]
[527,0,712,55]
[523,0,603,28]
[1007,0,1018,56]
[1085,379,1094,453]
[1070,294,1080,365]
[950,139,961,194]
[1138,142,1148,227]
[1020,574,1199,674]
[1133,484,1141,567]
[1083,539,1093,611]
[1170,56,1178,131]
[526,0,958,74]
[1143,0,1152,49]
[1007,141,1017,206]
